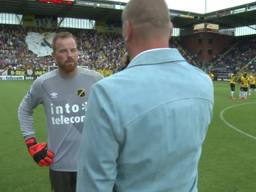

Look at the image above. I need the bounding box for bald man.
[76,0,214,191]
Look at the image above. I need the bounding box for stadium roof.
[204,3,256,29]
[0,0,256,29]
[0,0,124,24]
[110,0,256,14]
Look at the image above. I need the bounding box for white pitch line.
[220,102,256,141]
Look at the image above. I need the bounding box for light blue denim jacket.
[77,48,214,192]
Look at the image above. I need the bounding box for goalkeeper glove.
[25,137,55,167]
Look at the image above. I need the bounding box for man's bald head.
[122,0,172,36]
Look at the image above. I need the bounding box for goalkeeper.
[18,32,102,192]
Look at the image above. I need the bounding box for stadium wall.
[180,32,235,64]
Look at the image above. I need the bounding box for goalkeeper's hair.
[52,32,77,51]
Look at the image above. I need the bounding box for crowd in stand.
[170,39,201,68]
[1,24,256,76]
[213,37,256,71]
[76,30,126,72]
[0,25,126,74]
[0,25,26,69]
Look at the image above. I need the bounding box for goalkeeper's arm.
[18,80,54,166]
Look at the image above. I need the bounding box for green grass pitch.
[0,80,255,192]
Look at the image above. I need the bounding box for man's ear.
[123,20,133,42]
[169,21,173,40]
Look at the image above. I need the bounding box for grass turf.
[0,80,255,192]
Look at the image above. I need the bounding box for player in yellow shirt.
[229,73,237,100]
[239,73,249,100]
[208,71,214,81]
[248,73,256,96]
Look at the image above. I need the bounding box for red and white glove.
[25,137,55,167]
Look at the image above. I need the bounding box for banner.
[25,32,55,57]
[0,76,24,80]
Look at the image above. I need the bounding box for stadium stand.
[213,36,256,71]
[0,0,256,79]
[0,25,126,75]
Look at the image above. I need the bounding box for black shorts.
[250,84,256,89]
[230,83,235,91]
[49,169,77,192]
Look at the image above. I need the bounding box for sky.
[112,0,256,13]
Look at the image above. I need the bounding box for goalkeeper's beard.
[58,60,77,73]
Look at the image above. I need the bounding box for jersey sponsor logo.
[50,102,87,125]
